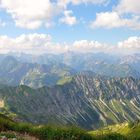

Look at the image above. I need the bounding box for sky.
[0,0,140,54]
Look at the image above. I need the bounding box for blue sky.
[0,0,140,54]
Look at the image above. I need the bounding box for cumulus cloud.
[0,34,108,54]
[0,34,52,54]
[72,40,108,52]
[115,0,140,14]
[0,34,105,54]
[0,34,71,54]
[91,12,124,28]
[60,10,77,26]
[118,36,140,49]
[0,0,63,29]
[0,34,139,55]
[91,12,140,29]
[0,0,109,29]
[91,0,140,30]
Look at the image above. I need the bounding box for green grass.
[1,113,140,140]
[0,114,94,140]
[89,121,140,140]
[57,76,72,85]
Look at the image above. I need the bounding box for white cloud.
[114,36,140,54]
[91,12,140,29]
[0,0,109,29]
[60,10,77,26]
[0,34,52,54]
[72,40,108,52]
[91,0,140,30]
[0,34,71,54]
[115,0,140,14]
[0,35,108,54]
[0,0,62,29]
[0,34,139,54]
[72,38,140,54]
[91,12,125,28]
[118,36,140,49]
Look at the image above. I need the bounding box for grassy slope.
[0,114,94,140]
[57,76,72,85]
[89,121,140,140]
[1,113,140,140]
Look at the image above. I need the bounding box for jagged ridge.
[0,74,140,129]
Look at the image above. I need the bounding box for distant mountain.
[2,52,140,78]
[0,56,75,88]
[119,53,140,73]
[0,52,139,88]
[0,74,140,129]
[60,52,140,78]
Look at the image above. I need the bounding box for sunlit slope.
[89,122,140,140]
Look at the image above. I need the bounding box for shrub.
[32,125,95,140]
[0,132,16,138]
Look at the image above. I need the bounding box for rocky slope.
[0,74,140,129]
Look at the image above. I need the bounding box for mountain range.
[0,72,140,129]
[0,52,140,130]
[0,52,140,88]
